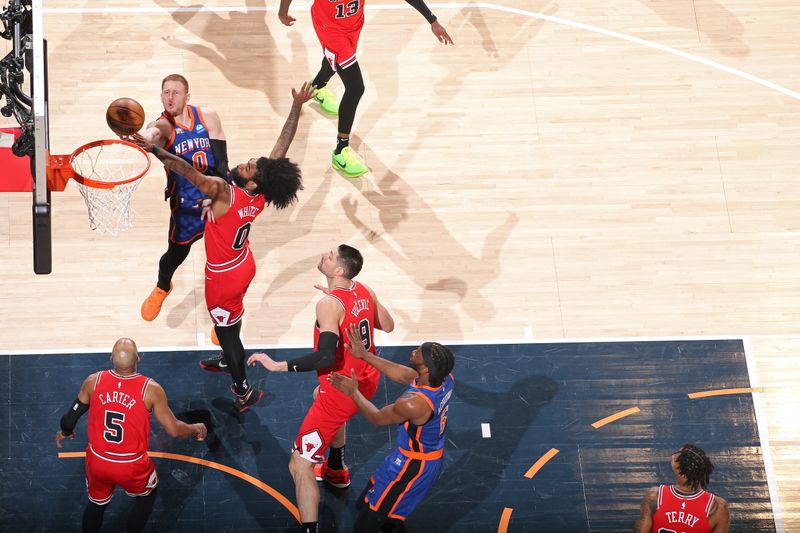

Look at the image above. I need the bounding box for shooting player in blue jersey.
[328,324,455,532]
[138,74,230,322]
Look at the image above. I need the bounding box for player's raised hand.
[327,368,359,397]
[431,21,454,45]
[343,323,369,359]
[291,81,317,105]
[55,430,74,449]
[200,198,216,223]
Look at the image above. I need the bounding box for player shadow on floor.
[341,136,519,340]
[157,0,314,164]
[635,0,749,58]
[406,372,558,531]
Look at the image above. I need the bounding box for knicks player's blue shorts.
[168,202,206,245]
[366,448,443,520]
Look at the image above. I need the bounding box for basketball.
[106,98,145,136]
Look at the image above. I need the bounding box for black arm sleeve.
[287,331,339,372]
[405,0,436,23]
[210,139,230,182]
[60,398,90,436]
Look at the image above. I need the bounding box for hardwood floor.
[1,0,797,528]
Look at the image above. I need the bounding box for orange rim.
[70,139,151,190]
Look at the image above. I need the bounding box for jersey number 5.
[104,411,125,444]
[335,0,359,18]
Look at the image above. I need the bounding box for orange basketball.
[106,98,145,136]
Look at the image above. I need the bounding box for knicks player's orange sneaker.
[210,326,220,346]
[141,282,172,321]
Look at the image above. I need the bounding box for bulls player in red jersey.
[55,338,207,533]
[278,0,453,177]
[248,244,395,533]
[634,444,730,533]
[131,82,315,412]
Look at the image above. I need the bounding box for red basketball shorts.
[204,251,256,327]
[311,13,363,70]
[85,448,158,504]
[294,377,378,462]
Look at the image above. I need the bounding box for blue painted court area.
[0,339,776,532]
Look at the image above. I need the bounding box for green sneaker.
[314,86,339,115]
[332,147,368,178]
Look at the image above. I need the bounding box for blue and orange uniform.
[161,105,218,245]
[365,373,455,520]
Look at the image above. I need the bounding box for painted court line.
[688,387,762,399]
[58,451,300,522]
[743,337,784,533]
[591,406,640,429]
[481,423,492,438]
[497,507,513,533]
[524,447,559,479]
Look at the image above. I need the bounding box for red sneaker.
[314,460,327,482]
[323,465,351,488]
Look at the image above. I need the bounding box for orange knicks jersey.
[652,484,715,533]
[205,185,265,272]
[311,0,365,31]
[314,280,379,386]
[87,370,151,461]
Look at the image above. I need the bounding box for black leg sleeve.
[312,57,336,89]
[215,322,248,394]
[336,61,365,135]
[81,501,107,533]
[126,488,158,533]
[157,241,192,291]
[354,506,385,533]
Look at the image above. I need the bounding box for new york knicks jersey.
[162,105,217,213]
[397,373,454,455]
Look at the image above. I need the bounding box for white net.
[71,141,149,235]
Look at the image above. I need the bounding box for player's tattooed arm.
[130,133,227,200]
[632,487,658,533]
[269,82,317,159]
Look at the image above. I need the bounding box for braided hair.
[421,342,455,387]
[674,444,714,490]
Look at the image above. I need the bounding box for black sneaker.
[200,352,230,373]
[232,385,263,413]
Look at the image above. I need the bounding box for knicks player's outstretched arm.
[138,119,170,148]
[632,487,657,533]
[268,82,316,160]
[145,381,207,441]
[328,370,432,426]
[343,324,417,385]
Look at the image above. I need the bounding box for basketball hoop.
[47,139,150,235]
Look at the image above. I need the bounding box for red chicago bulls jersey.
[205,185,265,272]
[652,484,715,533]
[311,0,365,32]
[87,370,152,461]
[314,280,379,386]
